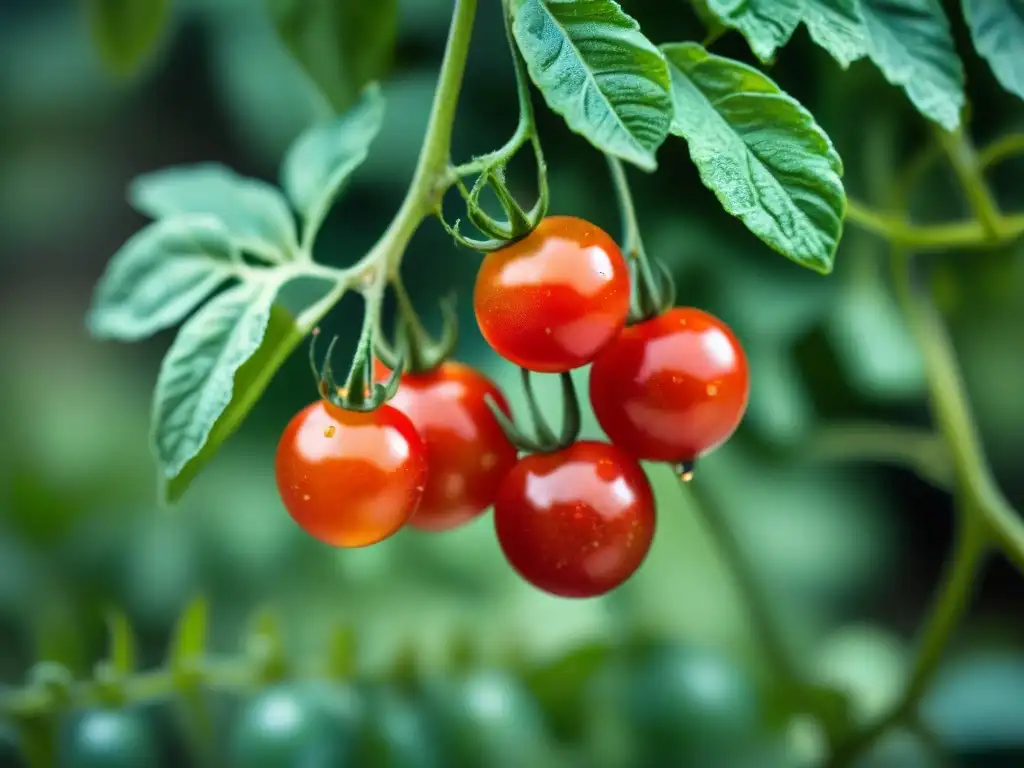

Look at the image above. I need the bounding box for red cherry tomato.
[374,360,519,532]
[473,216,631,373]
[589,308,749,465]
[275,400,427,547]
[493,441,655,598]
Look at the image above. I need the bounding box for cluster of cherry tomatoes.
[275,216,750,599]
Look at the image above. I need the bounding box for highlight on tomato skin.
[274,400,427,548]
[493,441,656,599]
[589,307,750,465]
[473,216,632,374]
[374,359,519,532]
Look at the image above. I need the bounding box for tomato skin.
[473,216,631,373]
[493,441,655,598]
[275,401,427,548]
[589,307,750,464]
[374,361,518,532]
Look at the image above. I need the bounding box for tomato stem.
[375,274,459,375]
[486,370,582,454]
[605,155,672,322]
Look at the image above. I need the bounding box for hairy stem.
[844,200,1024,252]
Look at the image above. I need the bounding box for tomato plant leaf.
[662,43,845,274]
[85,0,170,77]
[152,279,280,485]
[88,216,239,342]
[168,596,208,669]
[859,0,964,129]
[130,164,299,263]
[160,302,304,504]
[104,608,136,674]
[511,0,673,172]
[281,83,386,244]
[802,0,869,68]
[267,0,399,113]
[703,0,803,61]
[963,0,1024,102]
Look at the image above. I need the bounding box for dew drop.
[706,383,718,397]
[324,425,337,438]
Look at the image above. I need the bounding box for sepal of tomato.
[275,400,427,547]
[590,307,750,465]
[473,216,631,373]
[374,360,517,532]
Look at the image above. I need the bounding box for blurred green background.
[2,0,1024,765]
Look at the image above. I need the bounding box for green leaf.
[859,0,965,130]
[524,642,612,741]
[168,596,209,669]
[104,608,136,674]
[88,216,238,342]
[281,83,386,243]
[152,279,280,485]
[511,0,673,172]
[662,43,845,273]
[85,0,170,77]
[267,0,399,113]
[963,0,1024,102]
[160,302,304,504]
[703,0,803,61]
[130,164,299,263]
[801,0,869,68]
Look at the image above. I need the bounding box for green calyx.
[375,276,459,376]
[440,0,549,254]
[309,321,401,414]
[487,368,581,454]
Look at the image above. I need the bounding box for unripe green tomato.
[622,644,764,766]
[355,687,442,768]
[422,670,556,768]
[228,681,363,768]
[58,709,159,768]
[0,720,26,768]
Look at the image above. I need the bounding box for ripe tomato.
[493,441,655,598]
[473,216,631,373]
[375,360,518,532]
[275,400,427,548]
[589,307,749,465]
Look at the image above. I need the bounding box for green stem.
[684,479,800,687]
[978,131,1024,170]
[805,422,952,491]
[844,200,1024,252]
[828,511,987,767]
[606,155,662,318]
[935,128,1003,241]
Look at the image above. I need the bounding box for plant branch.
[935,128,1003,240]
[978,132,1024,170]
[844,200,1024,252]
[804,422,952,491]
[828,510,987,766]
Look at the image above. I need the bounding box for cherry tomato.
[473,216,631,373]
[589,307,749,465]
[374,361,518,532]
[493,441,655,598]
[275,400,427,548]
